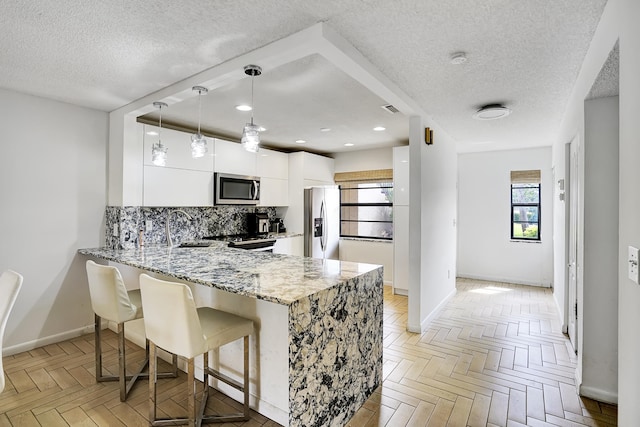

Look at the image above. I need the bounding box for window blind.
[510,170,541,184]
[334,169,393,184]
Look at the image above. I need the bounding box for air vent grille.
[381,104,399,114]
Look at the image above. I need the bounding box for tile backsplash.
[106,206,277,249]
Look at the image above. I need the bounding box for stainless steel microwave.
[214,173,260,205]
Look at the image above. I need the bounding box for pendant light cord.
[250,75,255,126]
[197,90,202,134]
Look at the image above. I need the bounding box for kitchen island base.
[91,256,383,427]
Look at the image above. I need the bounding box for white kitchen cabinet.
[214,139,257,176]
[273,236,304,256]
[257,148,288,206]
[143,125,214,172]
[143,166,213,206]
[259,177,289,207]
[142,124,214,206]
[257,149,288,179]
[393,146,410,206]
[301,152,334,184]
[393,205,409,294]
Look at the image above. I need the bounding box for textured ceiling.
[587,41,619,100]
[0,0,608,154]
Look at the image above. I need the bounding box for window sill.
[340,237,393,244]
[510,239,542,244]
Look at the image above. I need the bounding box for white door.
[567,139,579,353]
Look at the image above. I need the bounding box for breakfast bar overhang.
[79,242,383,427]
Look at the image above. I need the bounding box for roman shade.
[510,170,541,184]
[334,169,393,184]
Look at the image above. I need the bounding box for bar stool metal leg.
[94,314,178,402]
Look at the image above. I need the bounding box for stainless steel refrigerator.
[304,186,340,260]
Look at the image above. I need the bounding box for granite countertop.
[78,242,380,306]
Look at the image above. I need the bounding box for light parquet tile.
[0,279,618,427]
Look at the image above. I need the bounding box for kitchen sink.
[178,241,211,248]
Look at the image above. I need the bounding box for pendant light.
[191,86,208,158]
[151,102,168,166]
[241,64,262,153]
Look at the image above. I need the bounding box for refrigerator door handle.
[320,200,325,252]
[323,200,328,254]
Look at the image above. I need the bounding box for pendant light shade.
[191,86,208,158]
[151,102,168,166]
[241,64,262,153]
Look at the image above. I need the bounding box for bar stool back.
[139,274,254,426]
[85,261,176,401]
[0,270,23,393]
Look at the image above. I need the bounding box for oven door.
[215,173,260,205]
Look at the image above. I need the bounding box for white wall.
[407,117,458,333]
[581,96,619,402]
[333,147,393,172]
[458,148,553,286]
[618,0,640,420]
[0,88,108,353]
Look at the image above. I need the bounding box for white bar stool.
[139,274,254,426]
[0,270,23,393]
[85,260,177,401]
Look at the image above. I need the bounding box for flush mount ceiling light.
[373,126,386,131]
[151,102,168,166]
[241,64,262,153]
[295,139,306,144]
[191,86,208,158]
[344,143,354,147]
[450,52,468,65]
[320,127,331,132]
[235,105,252,111]
[473,104,512,120]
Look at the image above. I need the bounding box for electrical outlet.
[629,246,639,284]
[145,220,153,231]
[112,224,119,237]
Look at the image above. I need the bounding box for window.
[339,182,394,240]
[511,170,541,241]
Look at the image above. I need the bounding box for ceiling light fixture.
[151,102,168,166]
[320,127,331,132]
[473,104,512,120]
[450,52,468,65]
[241,64,262,153]
[146,130,158,136]
[236,105,252,111]
[295,139,306,144]
[191,86,208,158]
[373,126,386,131]
[344,143,354,147]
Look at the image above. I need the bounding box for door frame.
[566,137,579,353]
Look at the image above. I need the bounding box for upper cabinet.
[257,148,289,206]
[393,146,409,206]
[143,124,214,206]
[257,149,288,179]
[143,125,214,172]
[213,139,257,176]
[301,152,335,184]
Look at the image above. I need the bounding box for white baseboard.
[406,288,457,334]
[393,287,408,296]
[457,274,552,288]
[580,384,618,404]
[3,324,95,357]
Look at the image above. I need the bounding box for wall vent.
[381,104,399,114]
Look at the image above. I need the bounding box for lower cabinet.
[393,205,409,295]
[273,236,304,256]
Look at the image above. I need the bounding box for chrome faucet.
[166,209,193,247]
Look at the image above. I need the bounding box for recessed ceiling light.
[373,126,386,131]
[295,139,306,144]
[344,143,354,147]
[450,52,467,65]
[146,131,159,136]
[258,126,267,132]
[235,105,252,111]
[473,104,511,120]
[320,127,331,132]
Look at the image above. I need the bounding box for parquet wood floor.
[0,278,617,426]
